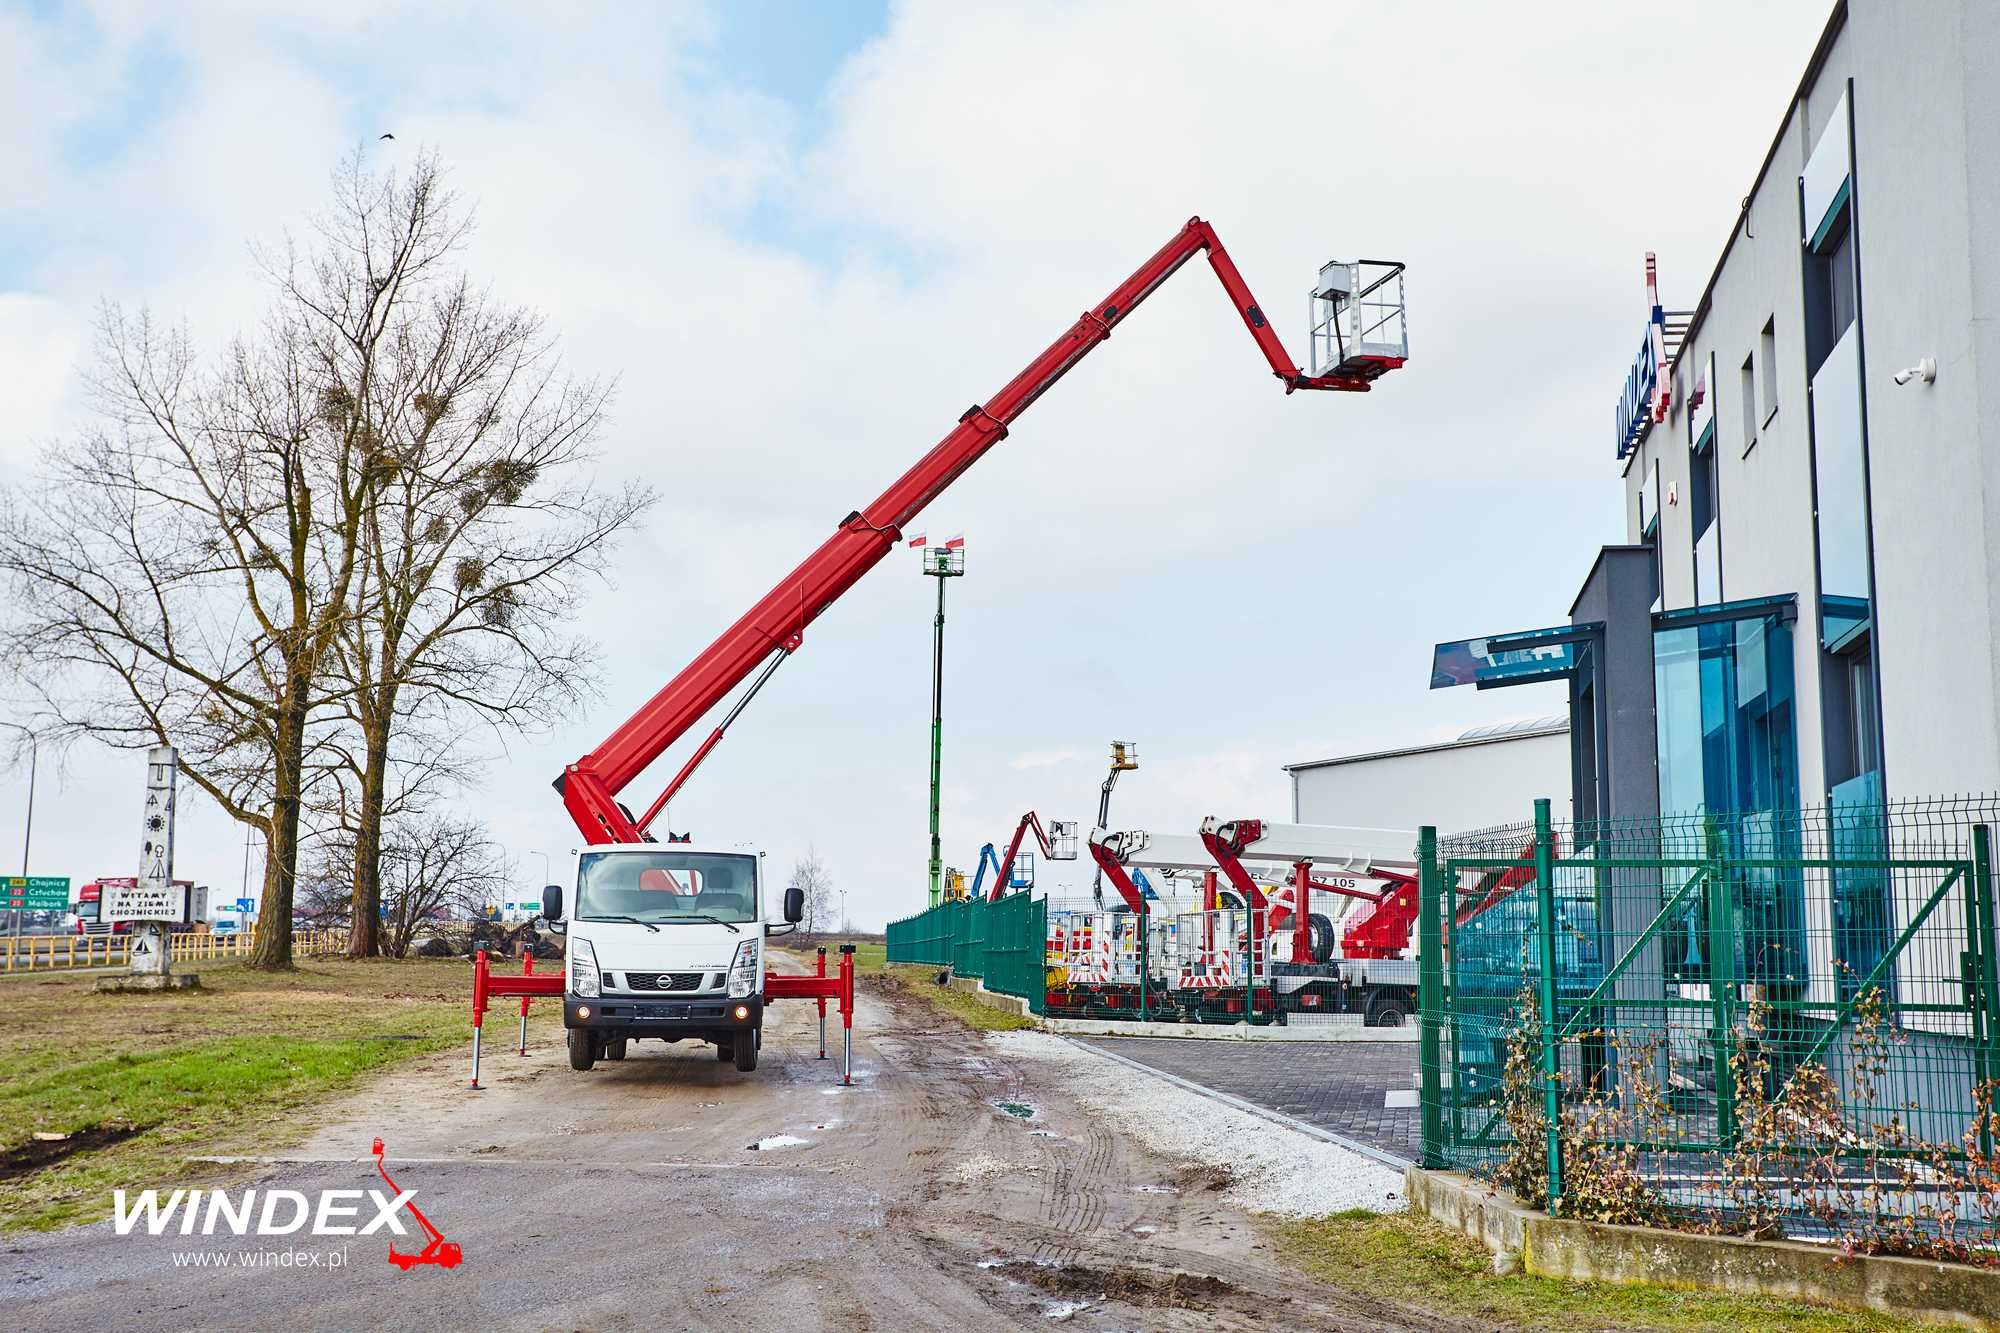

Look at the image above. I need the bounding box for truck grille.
[623,971,705,992]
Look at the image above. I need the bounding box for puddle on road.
[746,1135,808,1151]
[993,1099,1037,1121]
[992,1258,1239,1315]
[0,1124,143,1180]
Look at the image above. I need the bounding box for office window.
[1653,603,1802,985]
[1758,318,1778,424]
[1825,634,1885,998]
[1740,355,1758,455]
[1805,209,1856,376]
[1690,441,1717,539]
[1691,423,1719,604]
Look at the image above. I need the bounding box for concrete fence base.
[1039,1016,1416,1041]
[1406,1166,2000,1329]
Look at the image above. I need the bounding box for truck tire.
[1307,913,1337,964]
[733,1026,760,1072]
[605,1037,628,1061]
[567,1028,598,1071]
[1366,990,1414,1028]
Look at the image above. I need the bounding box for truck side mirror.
[539,885,564,928]
[782,885,805,924]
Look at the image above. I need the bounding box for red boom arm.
[986,812,1067,903]
[558,218,1381,844]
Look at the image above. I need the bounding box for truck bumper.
[565,993,762,1037]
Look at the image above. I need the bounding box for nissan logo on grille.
[625,971,702,992]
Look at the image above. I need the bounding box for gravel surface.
[989,1031,1406,1218]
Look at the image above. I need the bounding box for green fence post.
[1418,825,1444,1169]
[1533,798,1563,1207]
[1704,815,1738,1150]
[1241,903,1253,1029]
[1139,907,1150,1022]
[1974,825,2000,1160]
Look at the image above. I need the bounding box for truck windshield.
[574,851,759,925]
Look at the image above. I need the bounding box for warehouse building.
[1286,717,1570,836]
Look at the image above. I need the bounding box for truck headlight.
[569,937,600,999]
[727,940,760,999]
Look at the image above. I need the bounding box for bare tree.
[314,158,650,956]
[790,846,835,937]
[0,277,387,967]
[0,150,647,969]
[301,810,509,957]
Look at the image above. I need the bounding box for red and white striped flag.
[906,532,926,548]
[943,533,966,550]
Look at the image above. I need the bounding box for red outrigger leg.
[466,946,858,1087]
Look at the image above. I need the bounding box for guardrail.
[1,926,351,972]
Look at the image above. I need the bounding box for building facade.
[1618,0,2000,818]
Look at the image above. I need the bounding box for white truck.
[538,843,804,1073]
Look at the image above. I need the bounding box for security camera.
[1893,356,1937,386]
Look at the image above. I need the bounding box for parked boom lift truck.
[542,222,1406,1070]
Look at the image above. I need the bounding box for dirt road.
[0,974,1480,1331]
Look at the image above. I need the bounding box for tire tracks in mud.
[859,980,1488,1332]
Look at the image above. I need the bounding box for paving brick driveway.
[1077,1037,1420,1165]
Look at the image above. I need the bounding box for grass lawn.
[0,957,497,1231]
[1279,1209,1926,1332]
[784,936,887,975]
[876,963,1035,1032]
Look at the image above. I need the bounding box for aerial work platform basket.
[1309,259,1408,382]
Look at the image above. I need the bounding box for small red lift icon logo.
[370,1138,462,1270]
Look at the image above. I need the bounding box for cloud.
[1009,748,1078,771]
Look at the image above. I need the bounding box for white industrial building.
[1286,717,1570,836]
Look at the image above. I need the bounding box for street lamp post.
[1,723,36,938]
[920,541,965,909]
[531,851,551,919]
[839,888,848,935]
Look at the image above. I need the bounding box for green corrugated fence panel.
[885,894,1046,1015]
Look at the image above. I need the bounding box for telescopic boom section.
[557,218,1382,844]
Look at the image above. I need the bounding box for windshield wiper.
[674,913,741,934]
[579,914,660,933]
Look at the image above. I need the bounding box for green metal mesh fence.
[1420,796,2000,1255]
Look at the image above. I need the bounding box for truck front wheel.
[568,1028,598,1071]
[1366,991,1414,1028]
[733,1025,760,1072]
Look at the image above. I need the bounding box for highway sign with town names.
[4,876,69,911]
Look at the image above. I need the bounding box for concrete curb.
[1406,1166,2000,1328]
[1040,1016,1417,1042]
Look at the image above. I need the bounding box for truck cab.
[541,843,802,1073]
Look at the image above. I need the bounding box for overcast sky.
[1,0,1833,926]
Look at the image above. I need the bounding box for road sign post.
[97,746,200,993]
[3,876,69,913]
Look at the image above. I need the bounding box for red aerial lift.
[983,813,1079,902]
[553,221,1405,844]
[1201,818,1549,1025]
